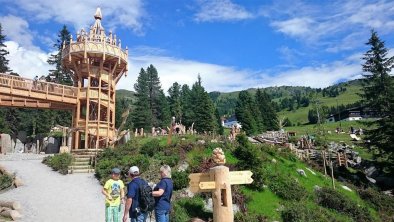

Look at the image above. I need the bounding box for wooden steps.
[68,149,103,174]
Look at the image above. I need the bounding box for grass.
[241,150,380,221]
[279,84,362,124]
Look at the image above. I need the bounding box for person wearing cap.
[152,165,173,222]
[123,166,148,222]
[102,168,125,222]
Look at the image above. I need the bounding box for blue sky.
[1,0,394,92]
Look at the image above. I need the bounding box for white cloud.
[272,17,314,38]
[263,0,394,51]
[5,41,52,78]
[0,15,37,49]
[5,0,146,33]
[116,49,366,93]
[119,54,257,93]
[194,0,254,22]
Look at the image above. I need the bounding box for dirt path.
[0,155,104,222]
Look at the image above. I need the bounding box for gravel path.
[0,154,105,222]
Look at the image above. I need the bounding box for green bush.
[358,188,394,219]
[95,150,149,184]
[43,153,73,174]
[316,187,373,222]
[172,171,189,190]
[234,134,265,170]
[157,154,179,167]
[268,174,306,201]
[170,196,212,222]
[141,139,161,157]
[281,202,331,222]
[234,213,267,222]
[0,174,13,191]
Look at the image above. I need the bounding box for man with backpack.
[152,165,173,222]
[123,166,154,222]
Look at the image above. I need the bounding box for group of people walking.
[102,165,173,222]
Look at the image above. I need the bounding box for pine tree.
[235,90,262,135]
[0,23,11,73]
[168,82,182,121]
[255,89,278,131]
[132,68,153,130]
[362,30,394,162]
[215,108,224,135]
[189,75,217,133]
[157,90,171,127]
[180,84,193,127]
[146,65,162,127]
[47,25,73,85]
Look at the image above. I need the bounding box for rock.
[204,198,213,212]
[59,146,70,153]
[197,140,206,145]
[272,158,277,163]
[233,204,240,213]
[180,188,194,198]
[366,176,376,184]
[297,169,307,177]
[12,139,24,153]
[46,137,59,154]
[341,185,352,192]
[365,166,378,177]
[178,161,189,172]
[210,139,218,143]
[0,134,12,154]
[13,177,23,188]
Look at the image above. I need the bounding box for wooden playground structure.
[0,8,128,151]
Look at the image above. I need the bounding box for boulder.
[197,140,206,145]
[0,134,12,154]
[296,169,307,177]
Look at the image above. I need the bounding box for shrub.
[268,174,307,201]
[234,134,264,170]
[172,171,189,190]
[0,174,13,191]
[43,153,73,174]
[358,188,394,219]
[158,154,179,167]
[170,196,212,222]
[234,212,268,222]
[95,147,149,184]
[281,202,331,222]
[316,187,373,222]
[141,139,161,157]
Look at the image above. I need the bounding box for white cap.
[129,166,139,175]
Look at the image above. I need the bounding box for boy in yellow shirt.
[102,168,125,222]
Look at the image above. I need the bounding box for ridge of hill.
[209,79,363,124]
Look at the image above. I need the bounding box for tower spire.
[94,7,102,20]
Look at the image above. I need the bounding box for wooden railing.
[0,73,78,99]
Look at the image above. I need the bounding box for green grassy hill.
[279,81,362,125]
[93,134,392,221]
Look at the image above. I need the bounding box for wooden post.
[330,160,335,189]
[210,166,233,222]
[322,150,327,176]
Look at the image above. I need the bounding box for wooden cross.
[189,149,253,222]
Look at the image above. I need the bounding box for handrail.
[0,73,78,98]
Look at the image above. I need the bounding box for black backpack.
[138,180,155,212]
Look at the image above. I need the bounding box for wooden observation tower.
[0,8,128,151]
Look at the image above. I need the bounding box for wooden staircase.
[68,149,102,174]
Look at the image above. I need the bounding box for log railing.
[0,73,78,99]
